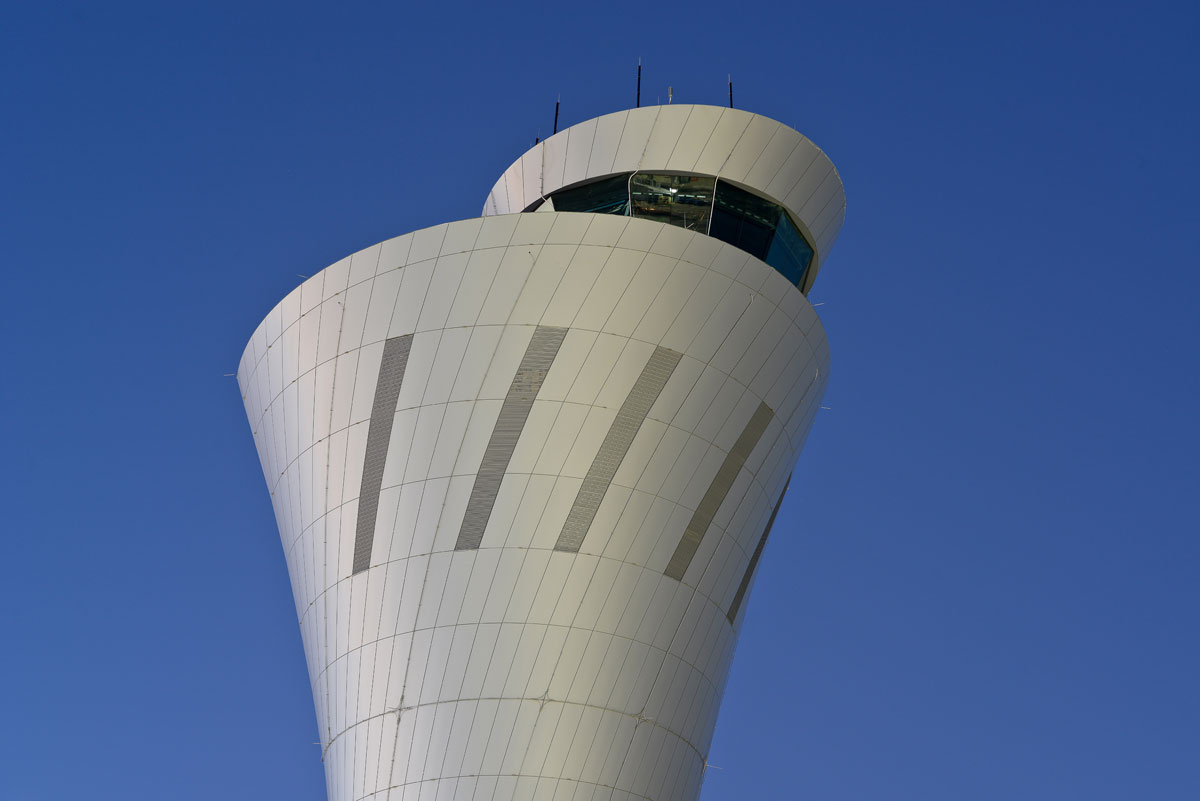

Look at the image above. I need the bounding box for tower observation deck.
[238,103,846,801]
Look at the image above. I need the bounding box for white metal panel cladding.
[727,476,790,623]
[352,334,413,574]
[663,401,775,582]
[239,203,830,800]
[456,326,568,551]
[555,345,683,553]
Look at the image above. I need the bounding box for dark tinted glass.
[711,181,813,288]
[766,213,815,287]
[709,182,777,261]
[630,174,714,232]
[549,173,631,214]
[543,173,816,291]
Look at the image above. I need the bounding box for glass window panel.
[539,172,817,292]
[766,214,814,288]
[630,174,714,232]
[711,180,815,290]
[550,173,631,215]
[709,186,774,262]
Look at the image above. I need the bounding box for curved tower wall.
[238,106,843,801]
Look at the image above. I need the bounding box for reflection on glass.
[709,182,776,261]
[547,174,630,215]
[542,173,816,291]
[710,181,813,288]
[766,213,814,287]
[630,174,714,232]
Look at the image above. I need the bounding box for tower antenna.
[728,75,734,108]
[636,59,642,108]
[553,95,560,135]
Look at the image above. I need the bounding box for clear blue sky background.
[2,2,1197,799]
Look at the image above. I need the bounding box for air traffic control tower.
[238,103,845,801]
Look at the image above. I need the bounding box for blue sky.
[2,1,1197,799]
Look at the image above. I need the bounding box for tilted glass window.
[765,211,815,288]
[630,174,714,232]
[711,181,814,288]
[542,172,816,291]
[547,173,630,215]
[709,182,777,262]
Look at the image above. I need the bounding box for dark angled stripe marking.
[351,335,413,575]
[727,476,790,623]
[554,346,683,553]
[455,326,568,550]
[664,401,773,581]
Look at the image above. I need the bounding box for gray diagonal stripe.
[455,326,568,550]
[727,476,790,623]
[664,401,774,581]
[351,335,413,575]
[555,346,683,553]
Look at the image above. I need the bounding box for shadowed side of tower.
[238,104,844,801]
